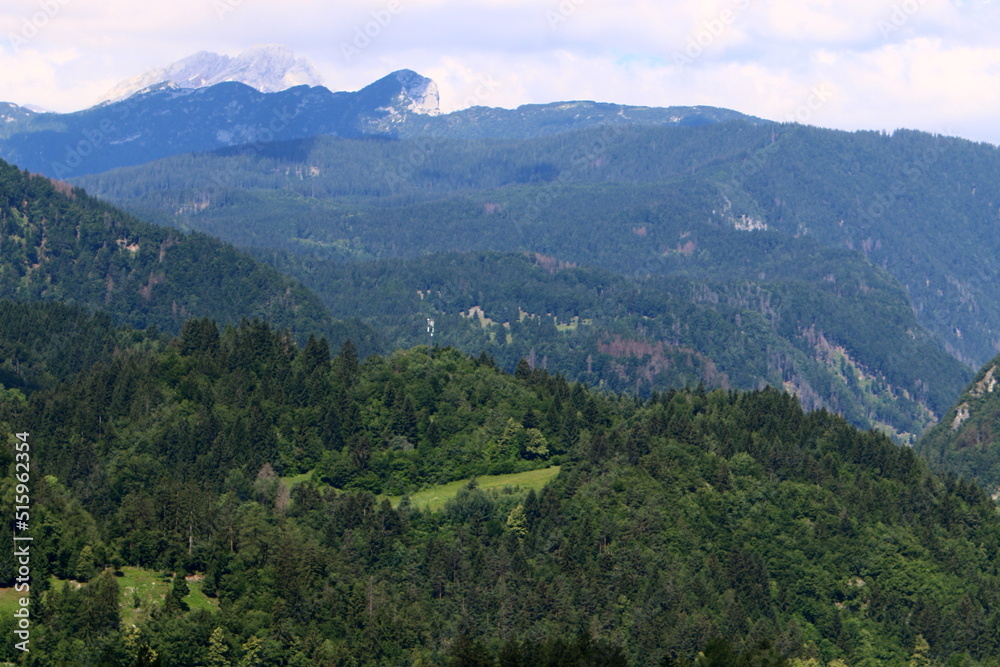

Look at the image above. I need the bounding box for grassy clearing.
[385,465,561,511]
[1,566,217,626]
[114,566,216,625]
[280,470,314,490]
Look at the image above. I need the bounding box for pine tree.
[165,572,190,613]
[73,544,98,582]
[506,504,528,540]
[908,634,931,667]
[335,339,360,389]
[207,626,232,667]
[238,636,264,667]
[122,625,160,666]
[79,570,120,637]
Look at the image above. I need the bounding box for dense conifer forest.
[0,307,999,665]
[75,122,1000,370]
[917,354,1000,498]
[70,121,1000,445]
[0,160,377,353]
[256,249,970,444]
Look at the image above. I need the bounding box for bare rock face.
[0,102,36,124]
[393,70,440,116]
[96,45,325,105]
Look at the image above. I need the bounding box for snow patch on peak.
[0,102,39,124]
[212,44,324,92]
[393,69,440,115]
[95,45,325,105]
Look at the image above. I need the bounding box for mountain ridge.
[0,157,379,352]
[917,353,1000,497]
[95,44,327,105]
[0,71,759,178]
[0,69,441,178]
[73,123,1000,369]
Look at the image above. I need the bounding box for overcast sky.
[2,0,999,143]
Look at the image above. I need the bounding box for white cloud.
[2,0,1000,142]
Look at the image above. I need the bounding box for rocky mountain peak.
[393,69,440,115]
[95,44,325,105]
[0,102,38,124]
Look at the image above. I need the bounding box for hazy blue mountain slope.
[74,122,1000,368]
[375,99,763,138]
[0,159,378,350]
[0,77,758,179]
[0,70,434,178]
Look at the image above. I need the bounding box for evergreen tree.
[165,572,190,613]
[207,627,232,667]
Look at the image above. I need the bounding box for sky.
[2,0,1000,143]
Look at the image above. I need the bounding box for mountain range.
[75,120,1000,366]
[0,62,751,179]
[2,50,999,489]
[67,122,1000,414]
[95,44,326,105]
[0,67,445,179]
[4,49,1000,666]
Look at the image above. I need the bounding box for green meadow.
[384,465,561,511]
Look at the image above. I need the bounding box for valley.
[1,54,1000,666]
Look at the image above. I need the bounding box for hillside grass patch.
[385,465,561,511]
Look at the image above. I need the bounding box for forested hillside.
[1,312,999,665]
[8,22,1000,667]
[260,250,970,444]
[73,123,1000,441]
[917,353,1000,498]
[0,159,378,352]
[0,300,126,393]
[75,122,1000,369]
[4,92,1000,666]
